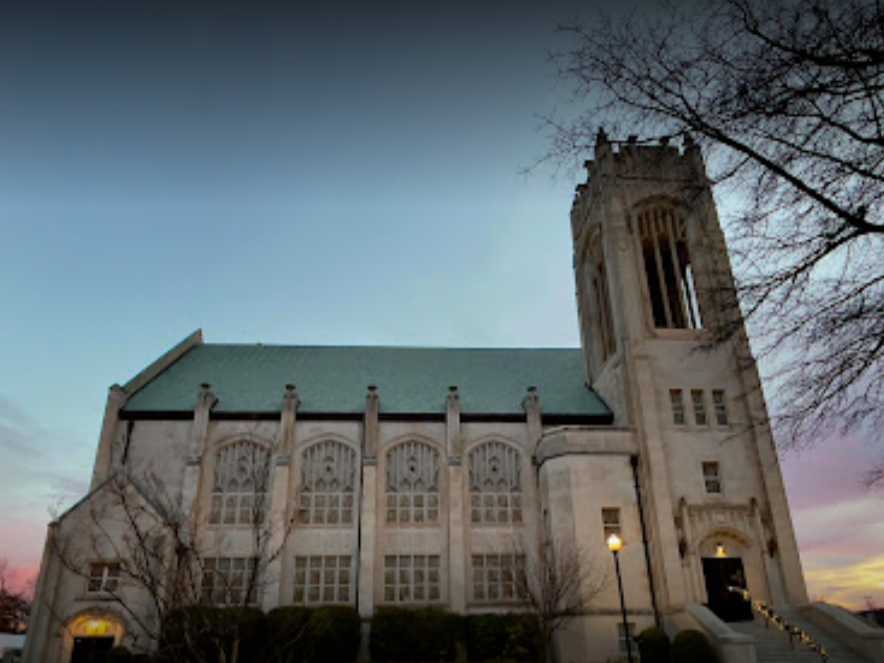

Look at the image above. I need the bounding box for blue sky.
[0,0,881,608]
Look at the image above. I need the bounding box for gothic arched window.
[298,440,357,525]
[636,205,702,330]
[209,441,271,525]
[468,441,522,525]
[385,441,440,525]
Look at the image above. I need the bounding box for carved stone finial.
[198,383,217,409]
[595,127,608,146]
[283,383,300,410]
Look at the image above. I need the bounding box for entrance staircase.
[730,609,871,663]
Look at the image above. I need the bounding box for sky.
[0,0,881,611]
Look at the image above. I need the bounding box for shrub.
[158,606,267,662]
[371,607,463,662]
[266,606,314,663]
[671,629,718,663]
[466,614,540,662]
[635,627,669,663]
[309,606,362,663]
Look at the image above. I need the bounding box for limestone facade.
[24,136,809,663]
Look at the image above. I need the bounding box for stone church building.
[24,135,819,663]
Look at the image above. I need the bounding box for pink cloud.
[780,433,884,609]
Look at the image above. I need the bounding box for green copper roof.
[123,344,611,419]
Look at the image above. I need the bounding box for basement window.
[637,206,702,329]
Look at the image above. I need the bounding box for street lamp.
[607,533,634,663]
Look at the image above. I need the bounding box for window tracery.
[468,441,522,525]
[298,440,357,525]
[385,441,440,524]
[209,441,271,525]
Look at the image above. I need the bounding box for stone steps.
[730,614,869,663]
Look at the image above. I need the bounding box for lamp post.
[607,533,634,663]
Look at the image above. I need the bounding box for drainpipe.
[631,454,661,627]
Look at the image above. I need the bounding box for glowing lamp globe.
[606,533,623,553]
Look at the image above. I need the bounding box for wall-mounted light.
[714,542,727,558]
[84,619,109,636]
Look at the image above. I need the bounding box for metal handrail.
[727,586,828,662]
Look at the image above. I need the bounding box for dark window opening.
[637,207,702,329]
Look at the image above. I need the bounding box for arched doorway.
[698,533,754,622]
[64,612,125,663]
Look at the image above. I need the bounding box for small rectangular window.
[702,462,721,494]
[691,389,707,426]
[601,508,621,540]
[712,390,729,426]
[87,562,120,594]
[618,623,636,653]
[670,389,686,425]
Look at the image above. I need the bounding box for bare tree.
[513,536,607,663]
[0,558,30,634]
[46,448,293,663]
[544,0,884,458]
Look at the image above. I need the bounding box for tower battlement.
[571,131,708,242]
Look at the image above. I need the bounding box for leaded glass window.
[298,440,357,526]
[468,441,522,525]
[209,441,271,525]
[385,441,440,525]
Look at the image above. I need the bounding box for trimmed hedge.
[159,606,268,662]
[159,605,361,663]
[370,607,464,662]
[308,606,362,663]
[265,606,314,663]
[465,614,541,663]
[635,627,669,663]
[671,629,719,663]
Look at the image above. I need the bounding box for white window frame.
[382,555,442,604]
[87,562,120,594]
[200,557,260,606]
[471,554,524,604]
[293,555,353,605]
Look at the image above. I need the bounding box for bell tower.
[570,130,808,610]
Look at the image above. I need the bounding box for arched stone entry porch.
[61,609,127,663]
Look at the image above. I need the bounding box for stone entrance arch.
[62,609,127,663]
[695,529,767,620]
